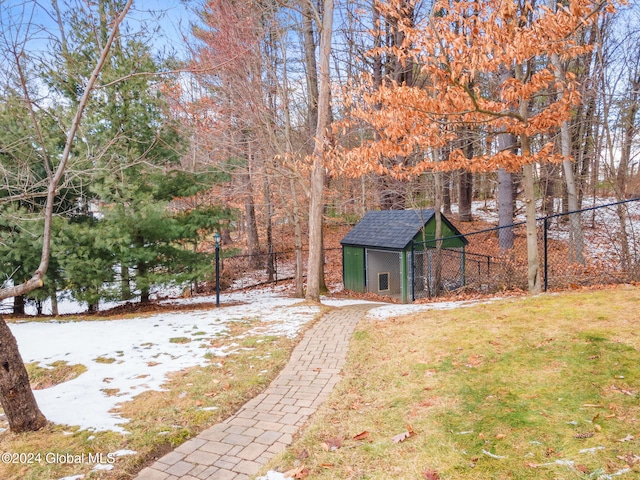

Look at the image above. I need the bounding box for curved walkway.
[135,303,374,480]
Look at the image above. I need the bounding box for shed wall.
[366,249,402,299]
[343,246,365,293]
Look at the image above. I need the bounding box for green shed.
[340,209,468,303]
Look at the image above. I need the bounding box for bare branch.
[0,0,135,302]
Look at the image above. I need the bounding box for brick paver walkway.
[135,303,373,480]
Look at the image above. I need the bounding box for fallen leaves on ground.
[423,469,440,479]
[392,424,416,443]
[283,465,310,479]
[321,437,343,451]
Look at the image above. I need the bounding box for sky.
[0,0,198,60]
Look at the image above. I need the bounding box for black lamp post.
[214,231,221,307]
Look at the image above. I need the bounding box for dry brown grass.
[264,285,640,479]
[0,307,324,480]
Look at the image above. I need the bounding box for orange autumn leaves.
[332,0,615,178]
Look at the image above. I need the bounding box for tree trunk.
[263,167,274,282]
[442,172,452,215]
[0,318,47,432]
[433,168,443,297]
[458,169,473,221]
[550,50,585,264]
[496,169,515,252]
[516,70,539,293]
[50,293,58,317]
[13,295,25,315]
[0,0,133,433]
[306,0,334,302]
[613,75,639,269]
[540,161,558,216]
[523,157,541,293]
[518,50,540,293]
[290,178,305,298]
[121,263,131,300]
[379,177,406,210]
[243,172,260,269]
[301,0,319,140]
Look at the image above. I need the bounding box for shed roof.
[341,209,466,250]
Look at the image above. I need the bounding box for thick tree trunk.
[306,0,334,302]
[458,169,473,221]
[523,158,541,293]
[497,169,515,252]
[517,63,540,292]
[442,172,452,215]
[13,295,25,315]
[121,263,132,300]
[0,318,47,432]
[137,258,150,304]
[307,162,325,302]
[50,293,58,317]
[290,178,305,298]
[433,169,443,297]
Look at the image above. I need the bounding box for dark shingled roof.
[340,209,440,250]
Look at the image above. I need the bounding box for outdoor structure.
[341,209,468,302]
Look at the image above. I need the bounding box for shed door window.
[378,272,390,291]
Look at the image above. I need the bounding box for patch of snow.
[9,287,322,432]
[579,446,605,454]
[366,298,498,321]
[91,464,113,471]
[57,475,84,480]
[6,283,507,433]
[482,449,507,459]
[599,468,633,478]
[320,297,380,307]
[112,449,137,457]
[255,471,293,480]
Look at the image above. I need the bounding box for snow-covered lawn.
[9,287,316,432]
[7,286,492,434]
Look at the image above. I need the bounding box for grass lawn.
[265,285,640,479]
[0,328,300,480]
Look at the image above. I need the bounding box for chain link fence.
[217,247,343,291]
[214,198,640,300]
[408,198,640,298]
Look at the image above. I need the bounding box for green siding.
[343,246,365,293]
[413,218,466,249]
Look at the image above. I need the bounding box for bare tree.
[306,0,334,302]
[0,0,133,432]
[597,7,640,270]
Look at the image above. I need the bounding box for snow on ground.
[9,288,319,433]
[7,286,490,434]
[365,297,499,320]
[454,196,640,262]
